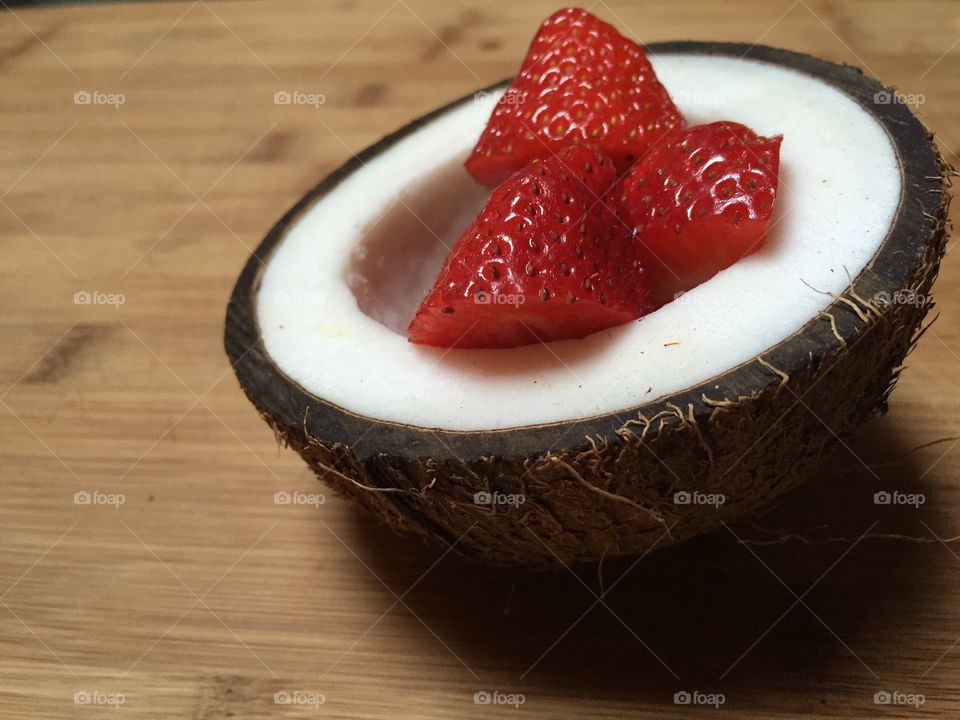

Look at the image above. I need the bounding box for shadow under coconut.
[331,419,945,710]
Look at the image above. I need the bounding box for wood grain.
[0,1,958,717]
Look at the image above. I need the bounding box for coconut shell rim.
[224,41,947,463]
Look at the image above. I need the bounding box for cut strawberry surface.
[409,146,649,349]
[618,121,783,305]
[465,7,684,188]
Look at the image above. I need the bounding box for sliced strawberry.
[618,121,782,305]
[409,146,648,349]
[465,7,684,188]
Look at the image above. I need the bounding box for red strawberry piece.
[619,121,782,305]
[409,146,649,349]
[465,7,684,188]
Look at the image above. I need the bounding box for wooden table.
[1,1,958,717]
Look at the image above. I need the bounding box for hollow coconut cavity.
[226,43,951,569]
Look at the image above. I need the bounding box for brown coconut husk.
[226,43,952,569]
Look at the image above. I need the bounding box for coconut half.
[226,42,950,568]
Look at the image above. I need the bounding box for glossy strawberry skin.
[465,7,684,188]
[618,121,782,305]
[409,146,649,349]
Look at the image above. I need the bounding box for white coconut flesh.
[256,53,901,432]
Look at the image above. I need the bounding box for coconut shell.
[225,42,952,569]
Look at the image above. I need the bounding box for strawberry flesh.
[618,121,782,305]
[409,146,649,349]
[465,7,684,188]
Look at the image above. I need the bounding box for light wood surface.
[1,1,958,717]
